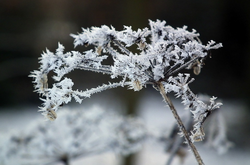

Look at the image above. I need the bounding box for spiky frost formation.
[30,20,222,143]
[30,20,221,118]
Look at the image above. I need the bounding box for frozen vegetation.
[0,98,248,165]
[7,19,231,164]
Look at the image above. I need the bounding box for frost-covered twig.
[165,74,223,142]
[157,82,204,165]
[30,20,222,165]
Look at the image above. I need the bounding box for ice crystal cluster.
[30,20,222,142]
[0,106,147,165]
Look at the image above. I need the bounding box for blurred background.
[0,0,250,164]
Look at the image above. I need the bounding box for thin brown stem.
[157,82,204,165]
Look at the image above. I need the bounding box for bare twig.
[157,82,204,165]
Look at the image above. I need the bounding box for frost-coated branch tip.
[30,20,222,120]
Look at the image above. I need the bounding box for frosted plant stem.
[157,82,204,165]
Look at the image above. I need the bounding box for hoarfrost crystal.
[30,20,222,145]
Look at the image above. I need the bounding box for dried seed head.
[138,41,146,50]
[46,109,57,121]
[132,80,142,91]
[193,65,201,75]
[191,127,205,142]
[192,60,202,75]
[96,46,102,55]
[40,74,48,93]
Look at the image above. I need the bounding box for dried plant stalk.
[157,82,204,165]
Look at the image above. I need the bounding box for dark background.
[0,0,250,164]
[1,0,250,107]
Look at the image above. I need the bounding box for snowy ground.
[0,92,249,165]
